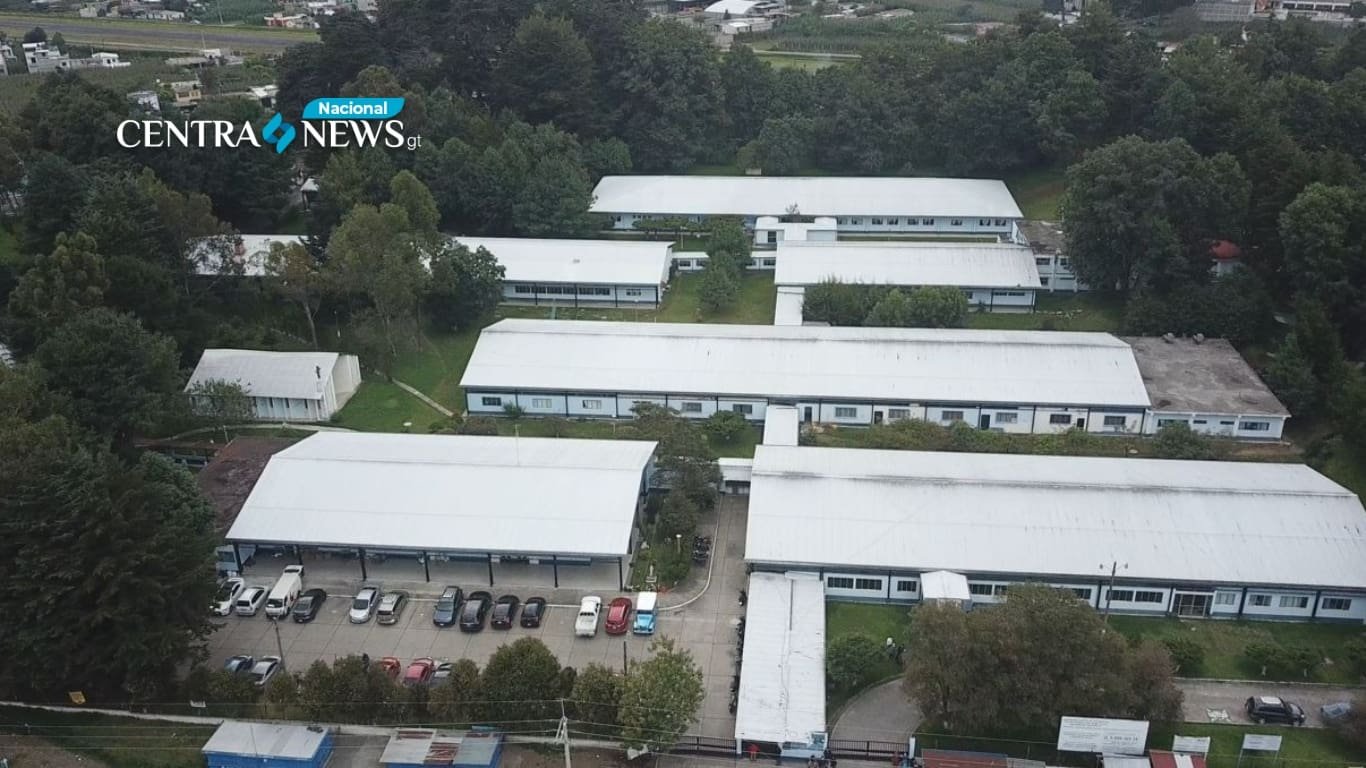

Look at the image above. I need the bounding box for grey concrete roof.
[1018,220,1065,255]
[1124,336,1289,416]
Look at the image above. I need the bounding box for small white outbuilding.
[185,349,361,422]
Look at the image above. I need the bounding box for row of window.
[511,284,614,297]
[835,217,1011,227]
[826,576,919,593]
[1034,256,1073,267]
[1106,589,1164,604]
[1158,417,1272,431]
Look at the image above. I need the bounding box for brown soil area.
[0,734,109,768]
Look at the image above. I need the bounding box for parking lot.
[209,496,750,739]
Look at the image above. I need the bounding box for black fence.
[673,734,743,757]
[827,739,907,759]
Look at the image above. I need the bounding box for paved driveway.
[208,496,749,739]
[1176,679,1358,728]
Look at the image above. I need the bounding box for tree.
[23,26,46,43]
[19,152,88,255]
[706,217,751,273]
[34,308,180,443]
[389,170,441,239]
[657,489,699,541]
[479,638,562,726]
[698,261,739,314]
[1263,334,1320,416]
[827,633,887,691]
[493,13,598,136]
[617,20,723,171]
[326,204,429,359]
[719,45,777,148]
[20,74,126,164]
[1278,183,1366,347]
[864,289,914,327]
[583,138,633,181]
[1151,422,1217,460]
[704,410,748,444]
[187,379,255,439]
[630,403,721,511]
[619,638,705,753]
[511,154,596,236]
[6,232,108,352]
[1061,136,1249,295]
[429,659,481,723]
[904,584,1183,734]
[0,420,218,701]
[426,243,506,331]
[202,668,262,718]
[264,241,325,349]
[803,280,877,326]
[904,287,969,328]
[570,663,624,737]
[744,116,816,175]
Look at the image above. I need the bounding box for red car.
[378,656,402,680]
[604,596,633,635]
[403,657,436,686]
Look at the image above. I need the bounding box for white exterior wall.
[515,393,570,415]
[823,571,892,600]
[890,577,920,601]
[818,402,874,425]
[872,404,927,424]
[469,391,520,415]
[667,396,720,419]
[1034,255,1086,292]
[606,213,1017,238]
[1031,406,1092,433]
[329,355,361,416]
[1317,594,1366,622]
[1145,412,1286,440]
[1088,410,1145,435]
[250,395,323,422]
[617,394,669,417]
[673,254,708,272]
[717,398,769,421]
[977,407,1032,434]
[1242,590,1318,620]
[925,405,982,427]
[961,289,1035,312]
[1210,589,1243,617]
[502,282,662,306]
[1100,586,1172,614]
[568,394,616,417]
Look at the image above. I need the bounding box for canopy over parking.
[227,433,656,558]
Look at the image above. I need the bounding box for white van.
[264,564,304,618]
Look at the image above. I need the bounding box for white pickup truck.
[574,596,602,637]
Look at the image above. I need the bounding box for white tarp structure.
[762,405,800,446]
[735,572,826,754]
[919,570,971,603]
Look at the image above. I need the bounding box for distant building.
[185,349,362,422]
[450,236,675,308]
[127,89,162,112]
[23,41,69,73]
[202,722,334,768]
[1017,219,1085,292]
[379,729,504,768]
[1126,335,1289,440]
[170,79,203,108]
[145,8,185,19]
[264,12,315,27]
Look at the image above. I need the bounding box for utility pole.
[556,700,572,768]
[270,616,286,671]
[1101,560,1126,625]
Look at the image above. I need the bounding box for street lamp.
[675,533,682,553]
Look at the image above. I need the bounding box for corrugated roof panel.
[775,242,1042,289]
[185,349,341,401]
[735,572,826,745]
[450,237,673,287]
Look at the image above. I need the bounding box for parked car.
[604,596,633,635]
[520,597,547,628]
[248,656,282,687]
[213,577,245,616]
[403,657,436,686]
[223,655,254,674]
[575,596,603,637]
[377,656,402,680]
[490,595,520,629]
[234,586,267,617]
[431,661,456,687]
[1246,696,1306,725]
[632,591,658,635]
[348,586,381,624]
[432,586,464,628]
[1321,702,1352,724]
[292,588,327,623]
[376,591,409,625]
[460,591,493,632]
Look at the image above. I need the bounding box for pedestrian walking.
[748,743,760,762]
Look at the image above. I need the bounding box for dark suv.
[1245,696,1306,725]
[432,586,463,628]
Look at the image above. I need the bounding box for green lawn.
[965,292,1124,332]
[1323,440,1366,498]
[755,51,850,70]
[388,329,482,411]
[1005,165,1067,220]
[1109,615,1366,683]
[0,706,215,768]
[332,380,445,432]
[826,602,914,713]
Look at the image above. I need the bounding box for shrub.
[457,416,499,435]
[827,633,886,691]
[502,403,526,420]
[1344,637,1366,677]
[1161,636,1205,676]
[704,410,748,444]
[1244,641,1322,679]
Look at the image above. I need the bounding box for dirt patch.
[504,743,636,768]
[0,734,109,768]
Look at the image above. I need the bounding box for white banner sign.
[1242,734,1283,752]
[1172,736,1211,755]
[1056,717,1150,755]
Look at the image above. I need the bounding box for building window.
[678,259,693,268]
[888,408,910,420]
[923,218,935,226]
[1049,414,1072,425]
[850,218,862,225]
[530,398,552,409]
[514,284,532,294]
[1279,595,1309,609]
[1249,594,1272,607]
[1072,588,1092,600]
[1157,418,1184,427]
[888,218,900,225]
[992,291,1027,297]
[993,584,1009,596]
[994,219,1007,226]
[581,399,603,410]
[942,410,964,422]
[1240,421,1271,431]
[1107,589,1134,602]
[1215,592,1237,606]
[1135,591,1163,603]
[1322,597,1352,611]
[681,402,703,413]
[835,407,857,418]
[896,580,917,593]
[951,219,963,226]
[978,219,988,226]
[1193,419,1207,425]
[732,404,753,415]
[481,396,502,407]
[1040,277,1050,286]
[762,258,776,267]
[1220,420,1235,426]
[995,412,1018,424]
[1057,257,1071,268]
[624,288,643,297]
[854,578,883,591]
[1035,257,1052,267]
[968,583,993,596]
[827,576,854,589]
[1103,415,1126,427]
[871,218,883,225]
[906,218,918,226]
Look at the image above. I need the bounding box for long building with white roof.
[745,445,1366,621]
[591,176,1024,239]
[185,349,361,422]
[735,572,827,757]
[450,236,674,307]
[774,241,1042,313]
[461,319,1155,432]
[226,432,657,589]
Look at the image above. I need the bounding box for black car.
[1246,696,1306,725]
[223,654,254,674]
[432,586,463,628]
[490,594,520,629]
[292,588,328,623]
[520,597,547,628]
[459,591,493,632]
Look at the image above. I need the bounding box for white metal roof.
[763,405,800,446]
[745,446,1366,591]
[774,286,806,326]
[774,242,1042,289]
[461,319,1152,408]
[185,349,341,400]
[202,722,327,759]
[591,176,1024,220]
[227,432,656,556]
[450,236,673,287]
[706,0,761,13]
[735,572,826,745]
